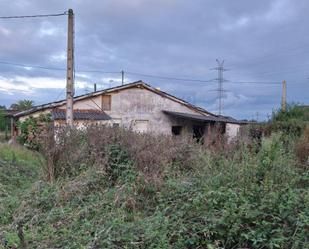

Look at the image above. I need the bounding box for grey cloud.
[0,0,308,119]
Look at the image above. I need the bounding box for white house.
[13,81,248,141]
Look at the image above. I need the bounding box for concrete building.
[13,81,247,141]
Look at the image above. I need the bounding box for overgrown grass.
[0,132,10,143]
[1,131,308,249]
[0,144,43,247]
[1,106,308,248]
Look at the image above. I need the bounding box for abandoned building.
[12,81,248,141]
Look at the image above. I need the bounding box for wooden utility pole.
[281,80,286,112]
[66,9,74,126]
[121,70,124,85]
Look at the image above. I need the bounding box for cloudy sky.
[0,0,308,120]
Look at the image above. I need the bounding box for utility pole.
[281,80,286,112]
[212,59,228,115]
[121,70,124,85]
[66,9,74,126]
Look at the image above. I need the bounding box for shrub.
[41,126,200,181]
[295,124,309,167]
[16,114,52,150]
[105,144,135,184]
[265,105,308,137]
[3,111,309,248]
[1,129,308,248]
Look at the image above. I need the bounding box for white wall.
[17,86,219,137]
[226,123,241,142]
[104,87,206,135]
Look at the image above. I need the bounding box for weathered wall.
[104,87,206,135]
[72,96,101,110]
[17,87,204,135]
[226,123,241,142]
[16,86,242,139]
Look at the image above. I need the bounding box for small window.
[133,120,149,133]
[172,126,182,135]
[102,95,111,111]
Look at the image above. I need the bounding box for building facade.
[13,81,247,141]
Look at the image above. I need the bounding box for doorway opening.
[193,125,205,142]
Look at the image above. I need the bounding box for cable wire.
[0,61,65,71]
[54,87,66,101]
[77,69,121,74]
[0,60,308,85]
[0,61,119,74]
[126,71,215,83]
[0,12,67,19]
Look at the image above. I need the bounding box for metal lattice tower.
[212,59,228,115]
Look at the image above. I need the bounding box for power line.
[0,61,119,74]
[0,59,308,85]
[0,61,65,71]
[77,69,120,74]
[229,81,281,84]
[0,12,67,19]
[126,71,215,83]
[0,61,213,81]
[229,81,307,85]
[54,87,66,101]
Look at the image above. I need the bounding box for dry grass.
[40,125,206,182]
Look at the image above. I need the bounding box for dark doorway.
[218,123,226,135]
[193,125,205,141]
[172,126,182,135]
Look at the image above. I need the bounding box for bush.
[2,117,309,248]
[2,132,306,249]
[41,126,200,181]
[105,144,135,184]
[295,124,309,167]
[265,105,308,137]
[16,114,52,150]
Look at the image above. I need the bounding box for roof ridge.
[52,108,105,113]
[14,80,217,118]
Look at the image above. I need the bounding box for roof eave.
[13,80,215,118]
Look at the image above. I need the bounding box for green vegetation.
[0,106,308,248]
[0,144,44,247]
[10,100,34,111]
[266,105,309,137]
[16,113,52,150]
[0,109,10,142]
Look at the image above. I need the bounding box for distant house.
[12,81,248,142]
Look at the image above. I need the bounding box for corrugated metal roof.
[52,109,111,121]
[163,110,249,124]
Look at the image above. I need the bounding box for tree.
[0,106,10,136]
[10,100,34,111]
[0,109,6,131]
